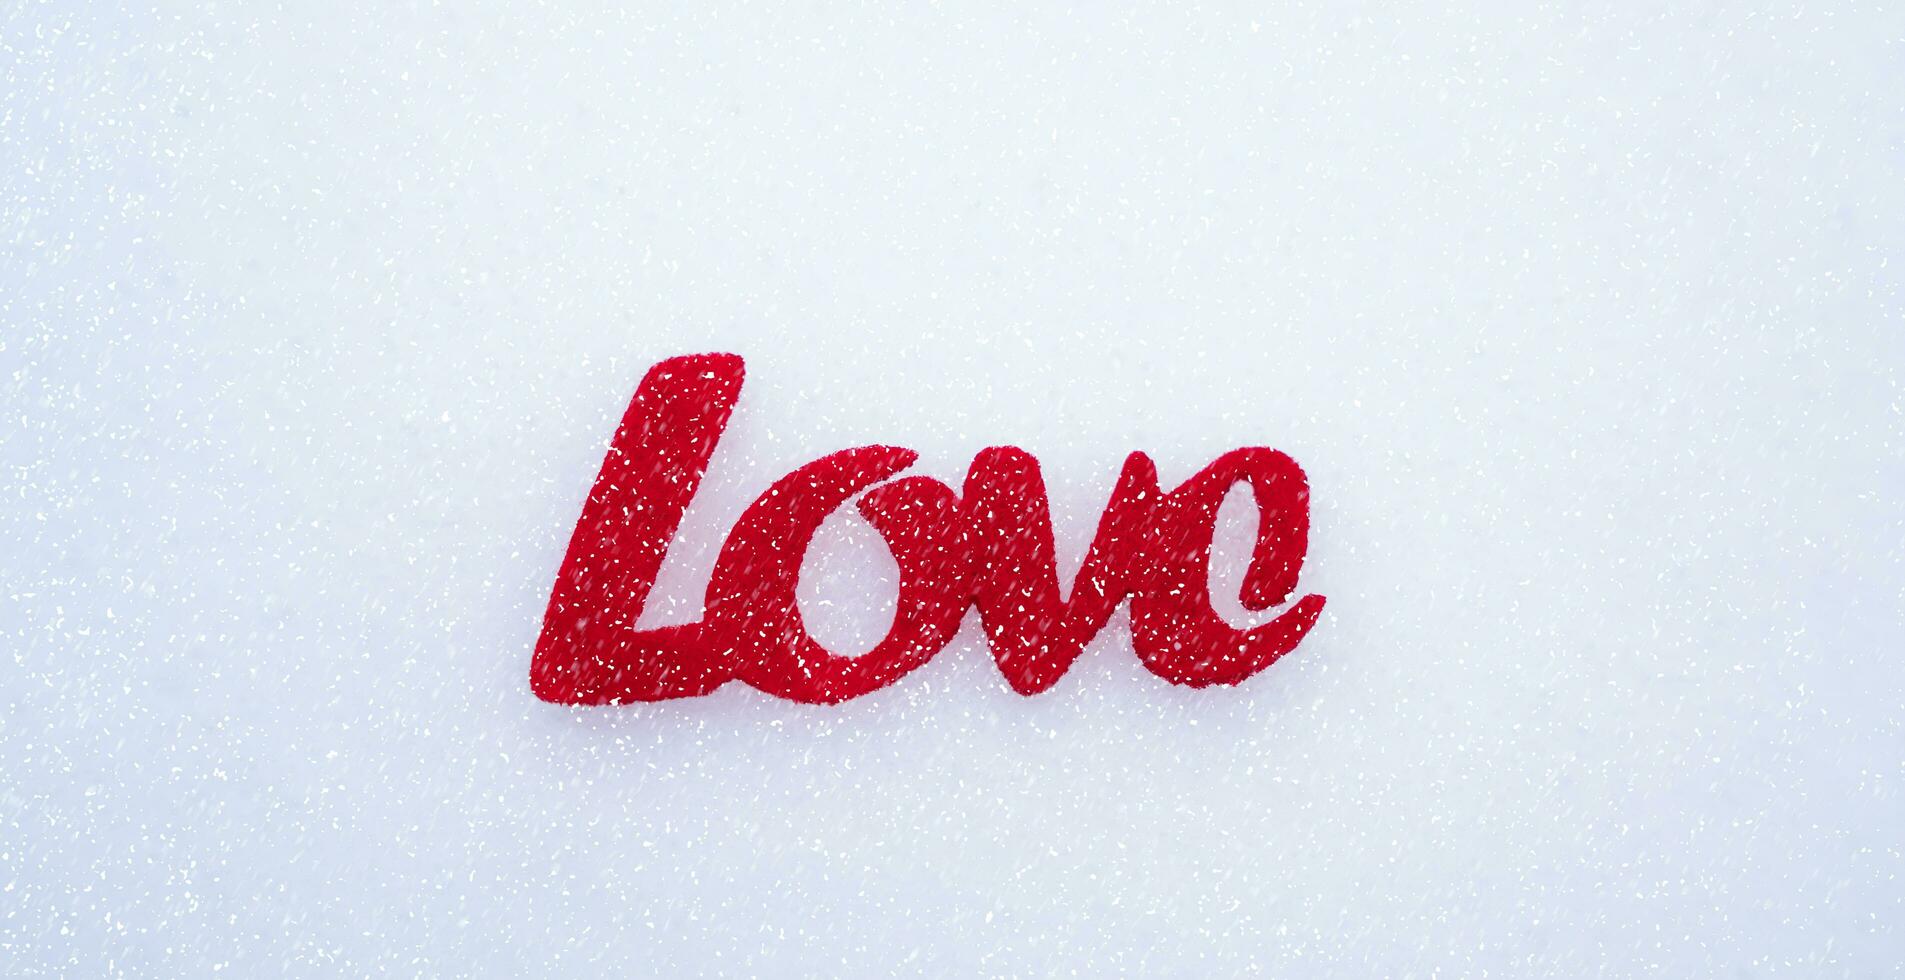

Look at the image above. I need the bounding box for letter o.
[705,447,969,704]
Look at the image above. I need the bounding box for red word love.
[532,353,1326,705]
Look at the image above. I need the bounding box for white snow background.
[5,2,1904,976]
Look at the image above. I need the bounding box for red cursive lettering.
[532,353,1326,705]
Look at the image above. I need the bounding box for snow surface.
[5,2,1904,976]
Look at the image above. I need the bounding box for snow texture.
[4,2,1903,976]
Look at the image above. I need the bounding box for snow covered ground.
[5,2,1903,975]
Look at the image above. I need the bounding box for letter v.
[962,448,1162,695]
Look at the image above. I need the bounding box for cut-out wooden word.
[533,353,1326,705]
